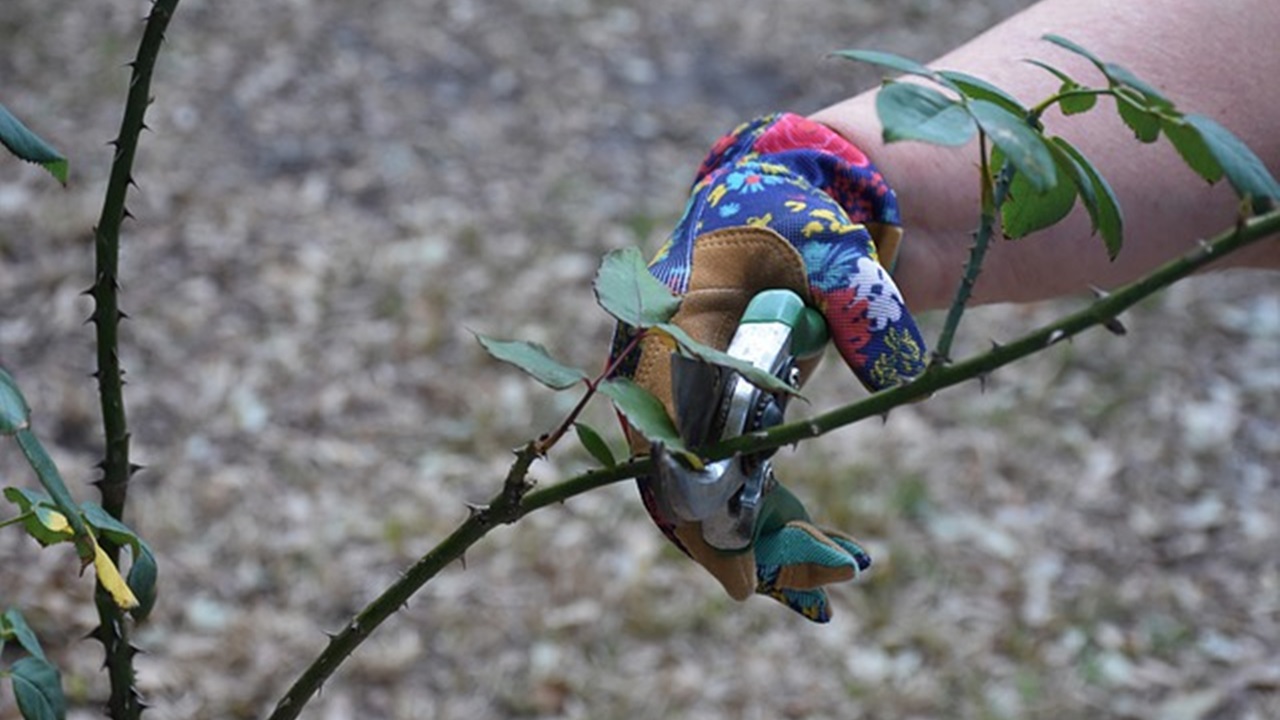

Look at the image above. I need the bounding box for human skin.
[810,0,1280,312]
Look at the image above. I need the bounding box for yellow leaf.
[39,509,74,536]
[92,540,139,610]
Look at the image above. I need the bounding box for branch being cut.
[267,207,1277,720]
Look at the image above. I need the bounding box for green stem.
[535,330,644,453]
[1028,87,1114,119]
[88,1,181,717]
[0,511,34,531]
[268,208,1277,720]
[931,132,1013,364]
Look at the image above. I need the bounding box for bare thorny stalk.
[87,1,181,717]
[930,130,1007,365]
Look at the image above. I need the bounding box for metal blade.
[699,460,774,552]
[651,442,741,523]
[669,354,729,448]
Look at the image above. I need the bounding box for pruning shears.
[651,289,829,552]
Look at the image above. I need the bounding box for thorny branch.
[268,207,1278,720]
[87,1,182,717]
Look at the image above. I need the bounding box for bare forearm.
[811,0,1280,311]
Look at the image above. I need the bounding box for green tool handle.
[739,289,829,359]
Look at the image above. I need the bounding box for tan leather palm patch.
[626,227,813,602]
[630,226,812,431]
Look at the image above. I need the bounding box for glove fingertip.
[759,582,834,623]
[819,529,873,573]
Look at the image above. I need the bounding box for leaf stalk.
[931,132,1015,364]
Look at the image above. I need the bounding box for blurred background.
[2,0,1277,718]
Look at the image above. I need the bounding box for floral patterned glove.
[612,113,927,621]
[652,112,925,388]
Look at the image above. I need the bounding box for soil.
[1,1,1277,718]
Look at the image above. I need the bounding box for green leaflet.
[573,422,617,468]
[1043,34,1172,110]
[969,100,1056,193]
[598,378,688,455]
[1115,91,1161,143]
[474,335,588,390]
[2,488,73,546]
[875,82,975,147]
[2,609,47,662]
[12,430,95,562]
[938,70,1027,116]
[1046,137,1100,235]
[11,656,67,720]
[125,545,159,621]
[998,146,1077,240]
[1058,89,1098,116]
[0,103,68,186]
[655,323,799,397]
[0,367,32,435]
[831,49,956,91]
[1102,62,1173,110]
[1161,116,1223,185]
[1024,57,1076,85]
[1054,138,1124,259]
[1181,114,1280,212]
[1042,34,1105,68]
[593,247,681,328]
[1022,60,1096,116]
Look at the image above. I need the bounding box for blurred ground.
[1,1,1278,718]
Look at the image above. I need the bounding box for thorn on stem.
[1103,317,1128,336]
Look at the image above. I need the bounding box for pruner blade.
[651,442,767,553]
[651,289,827,552]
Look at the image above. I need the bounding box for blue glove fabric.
[650,112,927,391]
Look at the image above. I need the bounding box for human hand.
[610,113,927,621]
